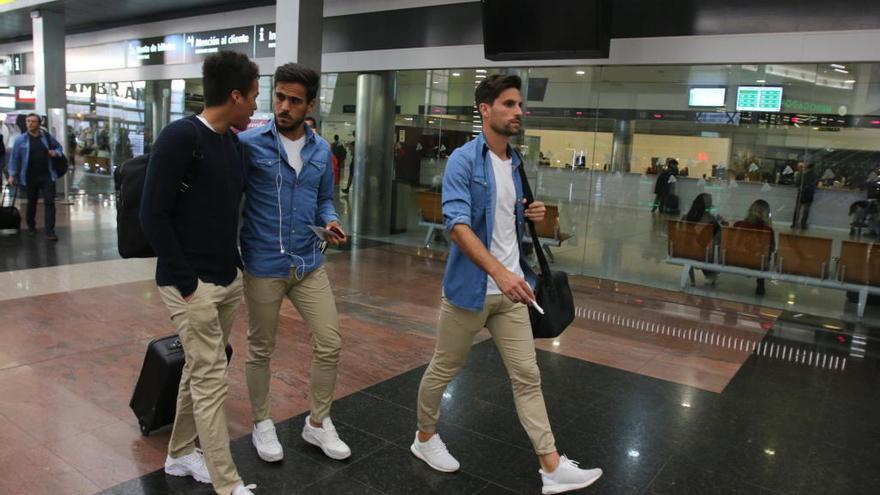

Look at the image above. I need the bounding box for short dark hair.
[202,51,259,107]
[274,63,320,102]
[474,74,522,108]
[26,113,41,123]
[305,116,317,125]
[333,134,339,141]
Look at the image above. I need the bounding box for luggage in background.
[0,185,21,230]
[130,334,232,436]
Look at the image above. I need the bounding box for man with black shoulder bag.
[410,74,602,494]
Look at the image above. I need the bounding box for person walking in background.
[140,51,260,495]
[652,162,673,213]
[7,113,64,240]
[792,162,819,229]
[331,134,347,188]
[342,131,355,194]
[734,199,775,296]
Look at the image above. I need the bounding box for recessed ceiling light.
[476,69,487,73]
[432,81,439,84]
[833,68,849,74]
[830,64,846,69]
[576,70,585,75]
[844,79,856,84]
[756,79,766,83]
[452,72,461,77]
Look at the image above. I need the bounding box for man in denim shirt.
[239,64,351,464]
[411,75,602,494]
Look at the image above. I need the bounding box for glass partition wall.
[321,62,880,323]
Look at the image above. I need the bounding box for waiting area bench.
[416,190,447,248]
[522,205,573,263]
[665,219,880,318]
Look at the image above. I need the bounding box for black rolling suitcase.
[130,334,233,436]
[0,185,21,230]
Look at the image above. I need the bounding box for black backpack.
[114,121,203,258]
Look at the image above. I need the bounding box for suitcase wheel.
[139,420,150,436]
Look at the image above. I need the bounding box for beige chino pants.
[157,272,244,495]
[244,265,342,423]
[417,294,556,455]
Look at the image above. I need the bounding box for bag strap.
[514,150,551,277]
[179,119,205,193]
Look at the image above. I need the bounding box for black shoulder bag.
[517,161,575,339]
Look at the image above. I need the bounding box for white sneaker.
[301,416,351,460]
[232,483,257,495]
[540,455,602,494]
[252,419,284,462]
[410,432,460,473]
[164,448,211,484]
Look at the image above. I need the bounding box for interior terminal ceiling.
[0,0,272,43]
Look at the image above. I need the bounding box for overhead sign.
[126,35,185,67]
[736,86,783,112]
[185,27,254,61]
[255,24,276,58]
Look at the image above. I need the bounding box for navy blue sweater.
[140,115,244,298]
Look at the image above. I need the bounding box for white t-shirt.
[195,114,219,133]
[486,150,524,295]
[280,134,306,175]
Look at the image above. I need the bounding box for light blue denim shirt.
[442,133,536,311]
[8,131,64,186]
[239,120,339,278]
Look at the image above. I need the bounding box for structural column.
[352,72,397,236]
[610,119,634,172]
[275,0,323,71]
[31,8,66,118]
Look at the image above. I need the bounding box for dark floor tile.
[475,482,519,494]
[394,421,544,494]
[329,392,417,443]
[299,471,384,495]
[345,443,490,495]
[274,413,389,469]
[554,407,675,492]
[97,471,215,495]
[647,458,784,495]
[796,443,880,495]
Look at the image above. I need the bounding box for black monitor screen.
[482,0,611,60]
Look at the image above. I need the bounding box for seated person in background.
[682,193,723,285]
[734,199,775,296]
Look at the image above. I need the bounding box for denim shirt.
[442,133,536,311]
[8,131,64,186]
[239,120,339,278]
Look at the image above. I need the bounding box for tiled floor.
[0,197,877,494]
[99,335,880,495]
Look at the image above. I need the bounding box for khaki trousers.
[157,272,244,495]
[244,266,341,423]
[417,294,556,455]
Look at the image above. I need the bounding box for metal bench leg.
[424,226,435,248]
[680,265,691,289]
[858,288,869,318]
[543,244,555,263]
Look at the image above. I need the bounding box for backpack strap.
[179,119,204,193]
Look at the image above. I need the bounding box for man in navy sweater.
[140,51,259,495]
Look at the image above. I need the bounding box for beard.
[489,119,520,137]
[275,112,304,132]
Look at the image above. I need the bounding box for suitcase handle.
[2,184,17,208]
[167,338,183,351]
